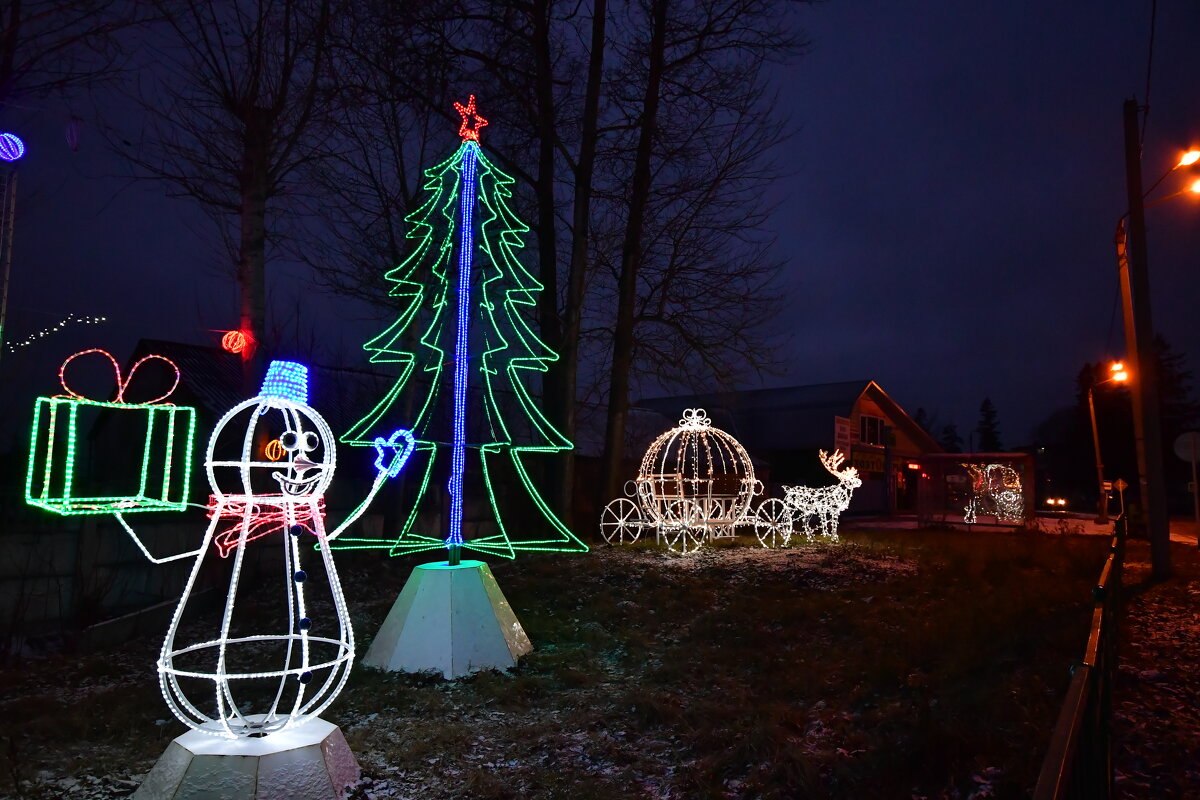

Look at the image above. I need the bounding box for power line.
[1140,0,1158,144]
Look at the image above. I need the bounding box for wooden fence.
[1032,516,1126,799]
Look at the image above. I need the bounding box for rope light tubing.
[781,450,861,541]
[334,96,586,559]
[103,361,414,738]
[25,349,194,515]
[447,141,478,557]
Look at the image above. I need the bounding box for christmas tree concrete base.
[133,716,359,800]
[362,560,532,678]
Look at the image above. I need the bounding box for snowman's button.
[293,570,307,583]
[298,617,312,630]
[298,670,313,684]
[290,525,304,537]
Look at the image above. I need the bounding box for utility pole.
[1087,384,1109,524]
[0,169,18,371]
[1118,97,1171,579]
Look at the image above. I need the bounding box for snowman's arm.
[113,512,203,564]
[326,469,390,542]
[326,429,417,542]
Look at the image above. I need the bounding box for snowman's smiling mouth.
[273,472,321,495]
[272,458,326,496]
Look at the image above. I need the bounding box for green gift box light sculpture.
[25,348,196,515]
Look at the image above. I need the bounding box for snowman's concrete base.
[362,559,532,678]
[133,716,359,800]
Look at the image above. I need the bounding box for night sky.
[2,0,1199,451]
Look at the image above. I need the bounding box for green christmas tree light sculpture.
[334,96,586,562]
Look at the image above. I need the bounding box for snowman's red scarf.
[207,494,326,558]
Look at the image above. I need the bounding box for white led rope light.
[602,409,764,554]
[963,463,1024,524]
[781,449,861,542]
[114,361,414,738]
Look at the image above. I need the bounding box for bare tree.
[295,0,608,524]
[289,0,456,308]
[597,0,669,506]
[115,0,333,389]
[290,0,802,528]
[0,0,148,110]
[557,0,608,524]
[597,0,801,504]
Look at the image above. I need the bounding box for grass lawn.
[0,527,1109,799]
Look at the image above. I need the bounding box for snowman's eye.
[279,431,300,450]
[300,432,319,452]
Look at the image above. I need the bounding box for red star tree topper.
[454,95,488,142]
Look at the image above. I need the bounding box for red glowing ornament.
[453,95,488,142]
[221,330,247,353]
[221,329,252,355]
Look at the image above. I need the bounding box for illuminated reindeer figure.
[963,463,1023,523]
[782,449,862,541]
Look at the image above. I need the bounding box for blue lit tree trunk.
[337,104,585,559]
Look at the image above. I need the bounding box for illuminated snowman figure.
[115,360,414,739]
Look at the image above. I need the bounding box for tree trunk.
[238,106,271,393]
[0,0,20,109]
[558,0,607,529]
[598,0,668,508]
[531,0,565,520]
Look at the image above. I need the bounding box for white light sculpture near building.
[781,449,861,542]
[963,462,1023,524]
[114,361,415,739]
[601,408,786,554]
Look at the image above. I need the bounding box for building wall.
[848,395,929,514]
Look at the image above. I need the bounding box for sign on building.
[834,416,852,453]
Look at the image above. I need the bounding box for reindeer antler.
[818,449,845,472]
[819,449,857,478]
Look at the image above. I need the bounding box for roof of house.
[635,380,942,454]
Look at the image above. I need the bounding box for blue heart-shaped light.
[373,429,417,478]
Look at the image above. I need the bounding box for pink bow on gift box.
[57,348,180,404]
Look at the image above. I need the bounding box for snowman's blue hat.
[260,360,309,405]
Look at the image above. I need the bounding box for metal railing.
[1033,515,1126,800]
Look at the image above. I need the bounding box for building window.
[860,415,886,446]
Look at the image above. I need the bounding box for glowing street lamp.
[1087,361,1128,524]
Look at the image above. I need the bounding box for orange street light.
[1179,150,1200,167]
[1088,361,1129,524]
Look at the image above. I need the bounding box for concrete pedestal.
[362,559,532,678]
[134,716,359,800]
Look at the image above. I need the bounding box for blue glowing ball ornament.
[0,133,25,162]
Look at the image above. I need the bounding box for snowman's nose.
[291,455,322,474]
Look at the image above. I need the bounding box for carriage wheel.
[755,498,793,548]
[600,498,642,545]
[661,499,705,554]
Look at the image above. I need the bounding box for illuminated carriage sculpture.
[600,409,794,553]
